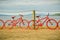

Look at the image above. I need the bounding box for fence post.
[32,10,36,29]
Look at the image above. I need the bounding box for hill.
[52,13,60,16]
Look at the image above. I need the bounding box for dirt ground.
[0,28,60,40]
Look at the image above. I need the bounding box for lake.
[0,15,60,21]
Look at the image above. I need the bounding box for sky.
[0,0,60,15]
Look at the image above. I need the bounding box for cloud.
[0,0,7,1]
[0,0,59,6]
[0,0,60,13]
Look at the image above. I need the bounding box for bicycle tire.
[5,20,12,28]
[18,19,28,29]
[0,19,5,28]
[58,20,60,29]
[28,20,39,30]
[46,19,58,30]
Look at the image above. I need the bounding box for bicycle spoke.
[5,20,12,28]
[0,19,4,28]
[46,19,58,30]
[0,21,3,27]
[18,20,28,29]
[29,20,39,29]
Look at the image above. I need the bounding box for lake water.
[0,15,60,21]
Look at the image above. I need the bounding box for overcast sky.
[0,0,60,15]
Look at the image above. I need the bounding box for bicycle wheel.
[28,20,39,30]
[46,19,58,30]
[18,19,28,29]
[5,20,12,28]
[58,20,60,29]
[0,19,5,28]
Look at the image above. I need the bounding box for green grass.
[0,28,60,40]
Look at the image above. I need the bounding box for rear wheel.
[58,20,60,29]
[18,19,28,29]
[46,19,58,30]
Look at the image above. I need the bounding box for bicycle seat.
[36,16,40,17]
[12,16,16,19]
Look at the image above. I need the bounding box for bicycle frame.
[28,15,58,30]
[37,15,50,26]
[16,17,24,24]
[5,16,28,29]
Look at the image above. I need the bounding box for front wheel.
[5,20,12,28]
[28,20,39,30]
[46,19,58,30]
[0,19,5,28]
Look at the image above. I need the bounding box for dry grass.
[0,28,60,40]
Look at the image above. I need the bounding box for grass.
[0,27,60,40]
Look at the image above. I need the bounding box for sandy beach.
[0,28,60,40]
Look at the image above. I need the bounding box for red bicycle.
[5,15,28,29]
[0,19,5,28]
[28,15,58,30]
